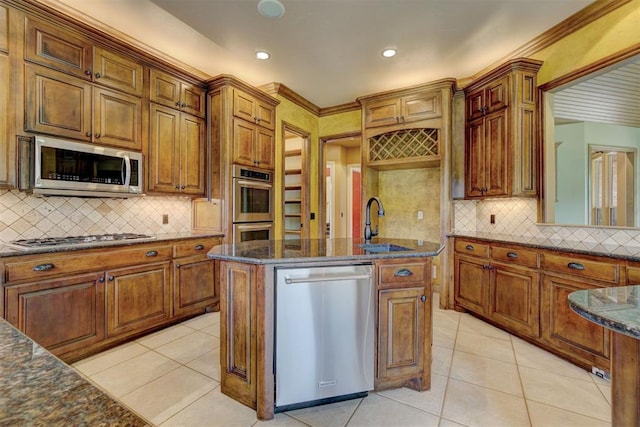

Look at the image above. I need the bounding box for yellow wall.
[533,0,640,85]
[319,110,361,136]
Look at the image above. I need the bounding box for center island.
[208,237,443,420]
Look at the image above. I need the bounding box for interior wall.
[326,145,347,238]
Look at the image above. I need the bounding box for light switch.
[417,211,424,220]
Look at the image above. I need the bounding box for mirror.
[543,53,640,227]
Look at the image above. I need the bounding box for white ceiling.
[46,0,594,108]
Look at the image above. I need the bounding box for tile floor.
[73,295,612,426]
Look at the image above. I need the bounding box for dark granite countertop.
[0,232,224,258]
[0,318,149,425]
[452,231,640,262]
[569,286,640,339]
[207,238,443,264]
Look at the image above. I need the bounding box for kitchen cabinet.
[363,91,441,129]
[150,68,206,118]
[172,237,220,317]
[25,64,142,150]
[0,51,10,188]
[0,4,7,53]
[4,272,106,357]
[148,103,205,195]
[375,258,431,391]
[232,119,275,169]
[106,261,171,338]
[25,17,143,96]
[463,58,542,199]
[233,88,275,130]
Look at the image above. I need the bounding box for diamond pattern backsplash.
[0,190,192,244]
[453,198,640,247]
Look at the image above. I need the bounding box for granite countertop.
[568,286,640,339]
[207,238,443,264]
[0,318,149,425]
[452,231,640,263]
[0,232,224,258]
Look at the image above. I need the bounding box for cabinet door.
[219,261,257,409]
[92,47,143,96]
[483,110,509,197]
[378,287,427,386]
[364,98,401,128]
[180,81,206,118]
[173,257,216,317]
[24,17,92,79]
[490,263,540,338]
[180,113,206,195]
[4,272,105,357]
[484,77,509,114]
[541,274,610,370]
[401,92,441,123]
[0,52,10,187]
[149,103,180,192]
[150,69,181,109]
[233,119,257,167]
[0,5,7,53]
[255,127,275,170]
[93,87,142,150]
[454,254,489,314]
[255,100,275,130]
[465,119,485,197]
[106,261,171,337]
[25,64,92,141]
[466,87,485,121]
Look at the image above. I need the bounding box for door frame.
[281,122,311,239]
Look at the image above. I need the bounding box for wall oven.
[233,165,274,223]
[233,222,274,244]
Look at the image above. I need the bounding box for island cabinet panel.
[219,261,257,409]
[4,272,105,357]
[490,263,540,338]
[375,258,431,391]
[106,262,171,338]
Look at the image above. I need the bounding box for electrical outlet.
[591,366,611,381]
[490,214,496,224]
[417,210,424,220]
[162,214,169,224]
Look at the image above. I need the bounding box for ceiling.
[47,0,594,108]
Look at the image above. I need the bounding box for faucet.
[364,197,385,242]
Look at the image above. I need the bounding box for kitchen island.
[208,237,443,420]
[568,286,640,427]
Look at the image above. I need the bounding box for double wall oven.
[232,165,274,244]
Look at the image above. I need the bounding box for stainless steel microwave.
[20,136,144,198]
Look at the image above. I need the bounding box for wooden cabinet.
[376,258,431,391]
[233,88,275,130]
[150,68,206,118]
[0,51,10,187]
[4,272,105,357]
[363,91,441,128]
[25,64,142,150]
[464,59,542,199]
[106,261,171,337]
[232,119,275,169]
[0,4,7,53]
[173,237,220,317]
[148,103,205,195]
[25,17,143,96]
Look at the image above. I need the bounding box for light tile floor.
[73,295,612,426]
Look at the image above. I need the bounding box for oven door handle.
[236,223,274,231]
[235,179,272,189]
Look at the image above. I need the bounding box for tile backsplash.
[453,198,640,247]
[0,190,192,244]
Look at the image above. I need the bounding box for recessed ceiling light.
[258,0,285,18]
[256,51,271,60]
[382,48,397,58]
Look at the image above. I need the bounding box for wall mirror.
[542,51,640,227]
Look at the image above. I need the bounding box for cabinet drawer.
[543,254,618,284]
[491,246,539,268]
[454,240,489,258]
[5,245,172,283]
[627,266,640,285]
[174,238,220,258]
[378,262,426,286]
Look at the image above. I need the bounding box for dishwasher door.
[275,264,375,411]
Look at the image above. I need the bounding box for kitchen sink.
[357,243,412,253]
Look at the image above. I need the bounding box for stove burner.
[10,233,155,249]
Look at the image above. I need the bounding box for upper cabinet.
[233,88,276,130]
[0,4,7,53]
[150,68,206,118]
[0,5,9,187]
[24,17,143,96]
[363,91,441,129]
[463,58,542,199]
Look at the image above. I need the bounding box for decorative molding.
[319,102,361,117]
[260,82,320,115]
[356,78,458,104]
[208,74,280,106]
[464,58,543,93]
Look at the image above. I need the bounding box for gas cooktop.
[9,233,155,250]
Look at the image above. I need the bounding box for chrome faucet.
[364,197,385,242]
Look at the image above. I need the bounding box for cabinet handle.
[194,244,205,250]
[482,264,493,270]
[94,72,101,78]
[175,101,181,107]
[507,252,518,258]
[146,250,158,257]
[95,133,101,139]
[394,268,413,277]
[84,69,92,76]
[108,275,115,281]
[568,262,585,270]
[99,277,105,283]
[32,263,54,272]
[421,295,427,303]
[465,245,474,251]
[176,263,181,268]
[175,186,180,190]
[181,103,187,108]
[181,185,186,190]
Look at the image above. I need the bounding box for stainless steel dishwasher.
[274,264,375,412]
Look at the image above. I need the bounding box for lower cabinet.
[4,272,105,357]
[106,262,171,338]
[454,254,489,315]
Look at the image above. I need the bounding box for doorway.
[320,133,362,239]
[282,123,310,240]
[590,146,635,227]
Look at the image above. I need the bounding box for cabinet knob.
[421,295,427,303]
[181,185,186,190]
[84,69,92,76]
[99,277,105,283]
[32,263,55,272]
[108,275,115,281]
[175,185,180,190]
[400,115,405,123]
[176,263,181,268]
[175,101,181,107]
[95,72,101,79]
[95,133,101,139]
[86,132,92,137]
[181,103,187,108]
